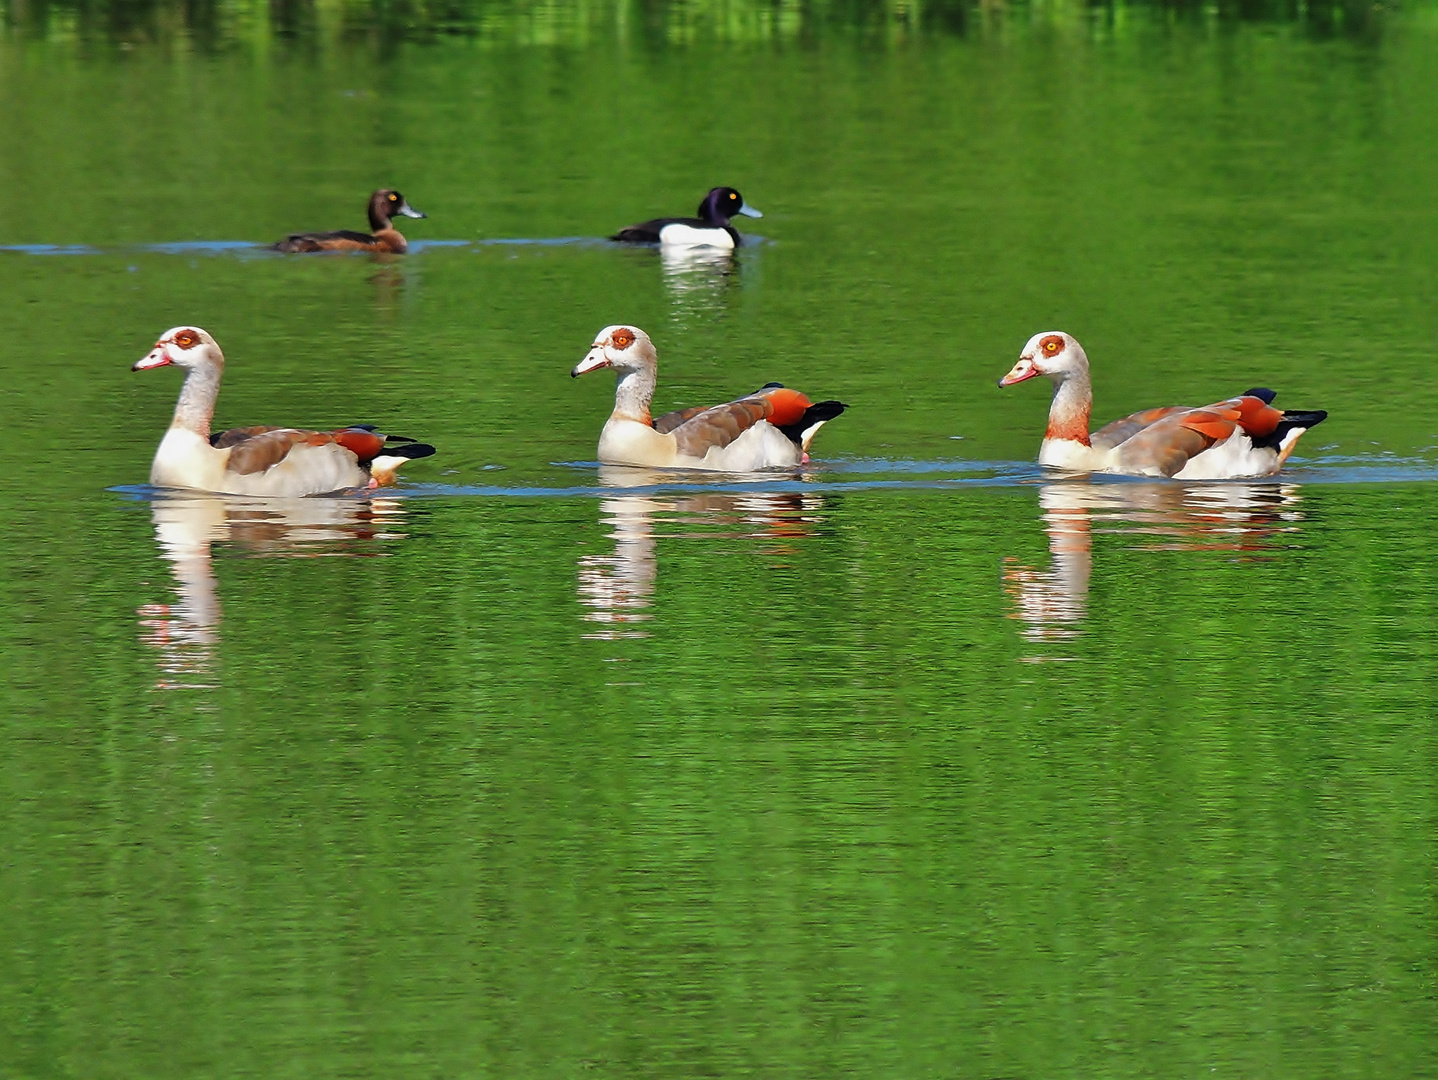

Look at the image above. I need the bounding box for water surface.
[2,1,1437,1076]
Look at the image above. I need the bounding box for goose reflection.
[577,465,824,640]
[137,493,413,688]
[1003,481,1306,647]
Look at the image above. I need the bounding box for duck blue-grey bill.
[737,204,763,219]
[398,202,427,219]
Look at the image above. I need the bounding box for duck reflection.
[137,493,412,688]
[369,261,406,316]
[577,465,824,640]
[1003,481,1306,647]
[661,245,738,326]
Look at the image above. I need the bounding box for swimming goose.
[134,326,435,496]
[611,187,763,248]
[571,325,845,470]
[272,189,427,253]
[998,331,1327,479]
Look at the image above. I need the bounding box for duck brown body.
[273,189,426,254]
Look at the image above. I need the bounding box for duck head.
[571,325,657,378]
[133,326,222,372]
[699,187,763,225]
[999,331,1088,387]
[369,189,427,230]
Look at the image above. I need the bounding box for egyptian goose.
[571,325,845,470]
[133,326,435,496]
[611,187,763,248]
[272,189,426,254]
[998,331,1327,479]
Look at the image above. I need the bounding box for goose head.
[133,326,223,372]
[999,331,1089,387]
[369,189,426,230]
[571,325,657,379]
[699,187,763,225]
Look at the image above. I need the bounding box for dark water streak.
[0,0,1396,52]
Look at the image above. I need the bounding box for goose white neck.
[613,366,656,425]
[171,357,223,438]
[1046,369,1093,445]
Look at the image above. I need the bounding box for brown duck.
[272,189,427,254]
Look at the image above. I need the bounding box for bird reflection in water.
[661,245,738,328]
[369,261,405,315]
[577,465,824,641]
[1003,481,1307,650]
[137,494,412,688]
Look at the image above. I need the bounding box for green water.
[3,0,1438,1076]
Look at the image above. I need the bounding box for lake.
[3,0,1437,1075]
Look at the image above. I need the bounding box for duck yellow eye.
[389,193,398,201]
[611,329,635,349]
[174,330,198,348]
[1041,336,1063,356]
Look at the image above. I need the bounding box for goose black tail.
[349,423,429,447]
[382,442,437,461]
[1251,410,1327,451]
[777,401,848,443]
[1279,409,1328,434]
